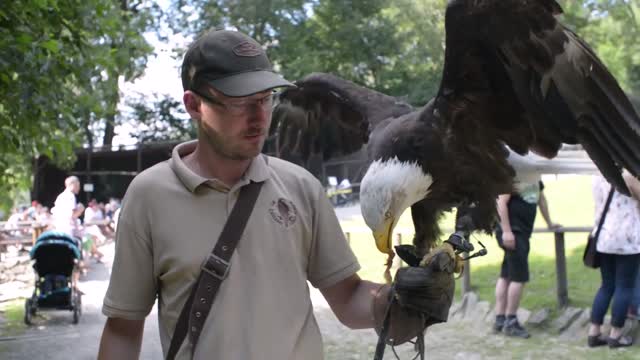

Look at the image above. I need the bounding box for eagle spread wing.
[437,0,640,196]
[270,73,413,166]
[268,0,640,264]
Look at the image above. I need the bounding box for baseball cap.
[181,29,294,97]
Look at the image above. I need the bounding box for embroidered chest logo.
[269,198,297,228]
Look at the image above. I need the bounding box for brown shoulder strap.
[166,180,264,359]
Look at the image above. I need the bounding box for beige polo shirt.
[102,141,360,360]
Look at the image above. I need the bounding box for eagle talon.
[419,243,464,274]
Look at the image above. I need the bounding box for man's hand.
[394,245,456,330]
[394,265,455,326]
[372,244,457,346]
[502,230,516,250]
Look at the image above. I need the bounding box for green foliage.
[560,0,640,94]
[123,94,194,143]
[4,0,640,213]
[167,0,447,105]
[0,0,156,213]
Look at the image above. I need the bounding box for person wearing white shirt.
[50,176,84,238]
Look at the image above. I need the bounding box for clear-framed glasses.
[192,89,274,116]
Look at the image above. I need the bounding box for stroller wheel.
[24,299,33,325]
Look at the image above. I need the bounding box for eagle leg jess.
[419,242,464,275]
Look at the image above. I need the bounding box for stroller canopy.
[30,231,82,277]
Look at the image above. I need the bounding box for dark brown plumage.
[270,0,640,257]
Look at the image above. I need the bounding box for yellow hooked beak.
[373,217,395,254]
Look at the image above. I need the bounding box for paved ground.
[0,243,163,359]
[1,204,638,359]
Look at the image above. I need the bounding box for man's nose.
[248,104,270,123]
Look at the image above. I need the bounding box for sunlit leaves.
[0,0,156,212]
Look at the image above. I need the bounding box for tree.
[123,93,194,143]
[560,0,640,94]
[166,0,447,105]
[279,0,446,105]
[0,0,157,212]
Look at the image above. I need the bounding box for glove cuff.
[372,284,426,345]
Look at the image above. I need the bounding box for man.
[51,175,84,238]
[98,29,453,360]
[50,175,85,287]
[493,179,559,338]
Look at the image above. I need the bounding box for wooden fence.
[454,226,591,309]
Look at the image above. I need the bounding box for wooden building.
[31,141,180,208]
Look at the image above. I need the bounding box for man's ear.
[183,91,202,120]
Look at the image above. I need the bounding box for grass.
[341,175,600,314]
[0,299,28,338]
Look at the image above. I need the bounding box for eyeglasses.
[192,89,274,116]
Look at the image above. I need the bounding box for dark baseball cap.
[181,29,294,97]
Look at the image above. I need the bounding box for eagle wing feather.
[437,0,640,195]
[270,73,413,165]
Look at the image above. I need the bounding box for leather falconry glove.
[372,243,457,345]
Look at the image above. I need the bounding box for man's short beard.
[198,121,254,161]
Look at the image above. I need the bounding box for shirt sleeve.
[306,180,360,289]
[102,182,157,320]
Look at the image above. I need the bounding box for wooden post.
[554,231,569,308]
[85,145,92,204]
[345,231,351,245]
[137,141,143,173]
[462,253,471,294]
[392,233,402,269]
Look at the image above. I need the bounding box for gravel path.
[0,243,163,359]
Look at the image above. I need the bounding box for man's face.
[193,88,273,160]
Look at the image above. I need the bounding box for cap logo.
[233,41,262,57]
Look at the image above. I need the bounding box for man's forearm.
[322,275,428,345]
[338,279,381,329]
[98,317,145,360]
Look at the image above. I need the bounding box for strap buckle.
[201,254,230,280]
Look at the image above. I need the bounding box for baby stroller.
[24,230,83,325]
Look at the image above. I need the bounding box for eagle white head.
[359,157,433,254]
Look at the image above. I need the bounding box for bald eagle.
[271,0,640,263]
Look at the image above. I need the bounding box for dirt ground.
[313,288,638,360]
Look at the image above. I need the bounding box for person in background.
[493,179,559,338]
[4,207,29,237]
[50,175,85,288]
[83,199,105,263]
[587,171,640,348]
[50,176,84,239]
